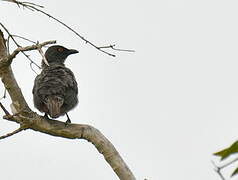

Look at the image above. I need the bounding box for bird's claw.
[65,118,71,126]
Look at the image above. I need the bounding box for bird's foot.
[65,113,71,126]
[65,119,71,127]
[44,113,49,119]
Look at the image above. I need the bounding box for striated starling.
[32,45,79,123]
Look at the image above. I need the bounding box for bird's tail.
[45,96,64,118]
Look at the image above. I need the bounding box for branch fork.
[0,38,55,67]
[1,0,135,57]
[0,29,136,179]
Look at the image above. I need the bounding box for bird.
[32,45,79,124]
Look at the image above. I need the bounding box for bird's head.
[44,45,78,66]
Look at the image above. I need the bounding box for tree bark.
[0,30,136,180]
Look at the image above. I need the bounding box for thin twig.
[219,157,238,170]
[99,44,135,52]
[0,102,10,115]
[0,88,7,100]
[37,45,49,66]
[12,34,37,44]
[21,1,44,8]
[2,0,135,57]
[0,22,42,70]
[212,161,226,180]
[11,35,42,74]
[0,126,24,140]
[6,35,10,55]
[7,40,56,63]
[112,46,135,52]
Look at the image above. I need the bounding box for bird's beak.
[68,49,79,55]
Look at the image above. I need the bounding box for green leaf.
[231,167,238,177]
[214,141,238,160]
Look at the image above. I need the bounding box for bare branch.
[0,126,24,140]
[37,45,49,66]
[211,157,238,179]
[1,112,136,179]
[1,0,135,57]
[0,40,56,67]
[211,161,226,180]
[0,102,10,115]
[0,31,31,112]
[0,88,7,100]
[219,157,238,170]
[0,28,136,179]
[99,44,135,52]
[0,22,42,69]
[21,1,44,8]
[12,34,37,44]
[0,102,29,140]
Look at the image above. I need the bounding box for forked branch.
[1,0,134,57]
[0,30,136,180]
[0,22,42,70]
[0,124,25,140]
[0,39,55,67]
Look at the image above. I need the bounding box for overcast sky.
[1,0,238,179]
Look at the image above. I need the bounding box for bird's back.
[33,64,78,118]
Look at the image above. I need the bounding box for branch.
[0,30,136,179]
[12,34,37,44]
[0,22,42,70]
[99,44,135,52]
[37,45,49,66]
[0,88,7,100]
[219,157,238,170]
[211,161,226,180]
[0,126,24,140]
[10,40,55,59]
[3,113,135,179]
[0,40,56,67]
[212,157,238,179]
[1,0,135,57]
[0,102,10,115]
[0,29,31,112]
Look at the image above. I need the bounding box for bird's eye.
[57,48,64,52]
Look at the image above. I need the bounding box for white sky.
[0,0,238,179]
